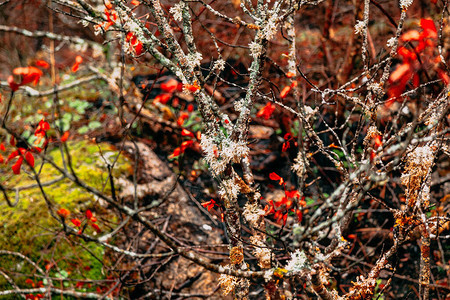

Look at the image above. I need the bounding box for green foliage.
[0,141,131,293]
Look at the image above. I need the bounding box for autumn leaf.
[35,60,50,69]
[154,93,171,104]
[184,82,200,93]
[57,208,70,218]
[201,199,216,211]
[269,172,284,185]
[181,129,195,138]
[280,86,292,98]
[256,102,275,119]
[24,151,34,168]
[160,78,180,93]
[71,218,82,227]
[11,157,23,174]
[61,131,70,142]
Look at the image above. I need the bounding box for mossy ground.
[0,140,132,296]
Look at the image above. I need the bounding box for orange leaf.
[57,208,70,218]
[374,135,382,149]
[184,82,200,93]
[280,86,291,98]
[401,30,420,41]
[61,131,70,142]
[389,63,411,83]
[286,72,295,78]
[104,0,113,9]
[75,56,83,64]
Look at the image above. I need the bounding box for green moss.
[0,140,132,294]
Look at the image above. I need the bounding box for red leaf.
[71,63,80,73]
[154,93,171,104]
[397,47,416,62]
[201,199,216,211]
[25,151,34,167]
[181,129,194,138]
[12,157,23,174]
[281,213,288,225]
[373,135,382,149]
[187,104,194,112]
[284,133,293,140]
[285,189,300,199]
[13,66,43,86]
[160,78,179,93]
[0,154,4,164]
[181,140,194,152]
[7,76,19,91]
[71,218,81,227]
[437,69,449,85]
[131,0,140,5]
[256,102,275,120]
[91,223,101,233]
[35,60,50,69]
[420,19,437,39]
[177,112,189,126]
[0,143,5,151]
[7,150,19,162]
[184,82,200,93]
[269,172,284,185]
[412,73,420,88]
[86,210,93,220]
[170,147,181,158]
[295,209,303,222]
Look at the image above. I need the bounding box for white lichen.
[285,249,308,273]
[249,41,263,59]
[186,52,203,70]
[243,203,265,227]
[386,37,397,48]
[169,2,184,22]
[219,178,240,201]
[354,20,366,35]
[213,59,226,71]
[400,0,413,9]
